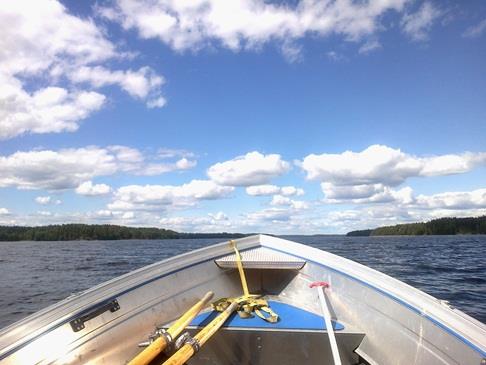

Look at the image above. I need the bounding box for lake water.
[0,235,485,329]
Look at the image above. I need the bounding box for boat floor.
[161,298,365,365]
[189,300,345,331]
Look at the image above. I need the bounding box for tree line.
[0,224,247,241]
[347,216,486,236]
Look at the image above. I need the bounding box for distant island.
[347,216,486,236]
[0,224,248,241]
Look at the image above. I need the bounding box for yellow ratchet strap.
[211,241,279,323]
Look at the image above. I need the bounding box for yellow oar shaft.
[231,240,250,297]
[162,301,238,365]
[128,291,214,365]
[166,291,214,338]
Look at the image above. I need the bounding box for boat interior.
[0,235,484,365]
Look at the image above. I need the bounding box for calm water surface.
[0,235,485,329]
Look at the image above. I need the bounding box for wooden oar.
[310,281,342,365]
[128,291,214,365]
[161,301,238,365]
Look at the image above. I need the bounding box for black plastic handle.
[70,299,120,332]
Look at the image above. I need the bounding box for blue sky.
[0,0,485,234]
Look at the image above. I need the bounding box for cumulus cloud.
[208,151,290,186]
[0,208,10,215]
[75,181,112,196]
[415,188,486,210]
[35,196,52,205]
[245,208,294,223]
[159,212,231,232]
[322,187,486,233]
[0,0,165,139]
[302,145,486,208]
[401,2,442,41]
[35,196,62,205]
[322,183,414,205]
[142,158,197,176]
[0,79,106,139]
[99,0,407,56]
[122,211,135,220]
[301,145,486,187]
[0,145,197,190]
[270,195,309,210]
[246,184,304,197]
[109,180,234,211]
[246,185,280,196]
[318,186,486,232]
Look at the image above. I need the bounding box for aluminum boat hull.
[0,235,484,364]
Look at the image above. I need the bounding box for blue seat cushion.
[189,300,344,330]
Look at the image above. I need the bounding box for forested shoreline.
[347,216,486,236]
[0,224,247,241]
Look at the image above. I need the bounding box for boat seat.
[189,301,344,331]
[215,247,306,270]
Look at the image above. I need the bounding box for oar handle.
[162,301,238,365]
[128,291,214,365]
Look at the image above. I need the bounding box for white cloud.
[35,196,62,205]
[158,148,195,159]
[321,182,385,200]
[270,194,309,210]
[326,51,346,62]
[322,190,486,233]
[358,40,382,54]
[270,195,292,207]
[0,208,10,215]
[142,158,197,176]
[246,184,304,197]
[208,211,228,221]
[97,210,114,218]
[75,181,112,196]
[280,186,305,196]
[122,211,135,220]
[463,19,486,38]
[0,147,117,190]
[245,208,294,223]
[0,0,165,140]
[159,212,232,232]
[109,180,234,211]
[0,78,106,139]
[246,185,281,196]
[322,183,414,205]
[401,2,442,41]
[100,0,407,55]
[415,188,486,210]
[281,41,303,63]
[0,1,116,77]
[146,96,167,108]
[68,66,166,108]
[37,210,52,216]
[301,145,486,187]
[208,151,290,186]
[35,196,52,205]
[0,145,196,190]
